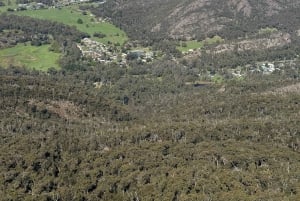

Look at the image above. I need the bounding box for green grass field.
[177,36,224,53]
[177,40,204,52]
[15,7,128,45]
[0,0,17,13]
[0,44,60,71]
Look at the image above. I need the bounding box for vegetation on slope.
[0,1,300,201]
[92,0,300,41]
[0,59,300,200]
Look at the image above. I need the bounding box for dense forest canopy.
[1,64,300,200]
[1,1,300,200]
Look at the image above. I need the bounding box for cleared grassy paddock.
[0,44,60,71]
[16,7,128,45]
[177,36,224,53]
[177,40,204,52]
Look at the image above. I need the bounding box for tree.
[77,18,83,24]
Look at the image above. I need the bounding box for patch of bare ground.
[228,0,252,17]
[28,99,84,120]
[212,32,291,54]
[263,83,300,95]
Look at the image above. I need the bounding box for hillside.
[1,64,300,200]
[1,1,300,200]
[94,0,300,40]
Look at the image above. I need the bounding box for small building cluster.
[18,2,47,10]
[54,0,92,8]
[77,38,155,66]
[126,50,154,63]
[248,63,277,75]
[17,0,98,10]
[259,63,276,74]
[77,38,127,65]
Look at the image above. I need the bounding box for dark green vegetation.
[1,0,300,200]
[1,60,300,200]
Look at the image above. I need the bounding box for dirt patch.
[273,83,300,94]
[263,83,300,95]
[213,32,291,54]
[228,0,252,17]
[26,56,37,61]
[28,99,84,120]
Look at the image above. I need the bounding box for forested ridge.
[1,1,300,200]
[1,63,300,200]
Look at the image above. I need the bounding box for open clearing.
[177,40,204,52]
[0,44,60,71]
[177,36,224,52]
[16,7,128,45]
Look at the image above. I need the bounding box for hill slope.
[95,0,300,40]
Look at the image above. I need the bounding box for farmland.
[15,7,128,45]
[177,36,224,53]
[0,44,60,71]
[0,4,128,71]
[177,40,203,52]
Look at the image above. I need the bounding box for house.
[260,63,275,74]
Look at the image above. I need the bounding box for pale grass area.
[275,83,300,93]
[263,83,300,95]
